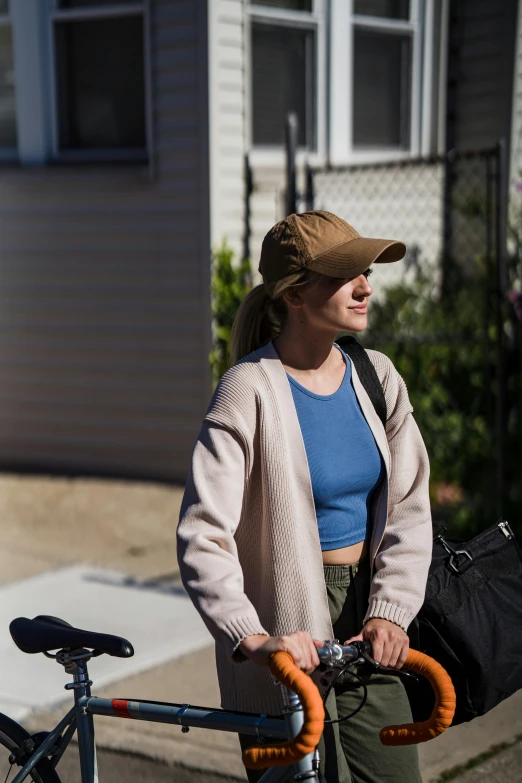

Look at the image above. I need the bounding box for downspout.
[441,0,458,299]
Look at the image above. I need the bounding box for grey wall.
[0,0,212,482]
[510,0,522,193]
[448,0,518,151]
[209,0,247,256]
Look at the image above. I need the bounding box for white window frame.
[330,0,430,165]
[247,0,328,167]
[10,0,152,166]
[0,2,17,161]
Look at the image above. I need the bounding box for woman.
[177,211,432,782]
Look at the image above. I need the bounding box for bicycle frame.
[10,656,319,783]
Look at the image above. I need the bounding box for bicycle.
[1,614,456,782]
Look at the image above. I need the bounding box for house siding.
[449,0,518,152]
[510,0,522,194]
[0,0,211,482]
[209,0,247,257]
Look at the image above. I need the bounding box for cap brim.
[308,237,406,278]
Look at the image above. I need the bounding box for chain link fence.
[311,158,445,291]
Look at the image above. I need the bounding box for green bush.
[210,242,252,385]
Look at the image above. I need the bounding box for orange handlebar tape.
[242,651,325,770]
[380,649,456,746]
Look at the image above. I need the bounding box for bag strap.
[335,335,388,427]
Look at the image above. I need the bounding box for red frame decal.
[112,699,132,719]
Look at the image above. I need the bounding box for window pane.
[249,1,312,10]
[353,29,411,148]
[252,23,315,147]
[354,0,409,19]
[0,1,9,14]
[55,15,145,150]
[0,25,16,147]
[60,1,139,8]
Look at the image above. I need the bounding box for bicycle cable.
[322,667,368,725]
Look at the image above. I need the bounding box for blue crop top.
[287,347,385,551]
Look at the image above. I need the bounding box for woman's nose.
[355,275,372,296]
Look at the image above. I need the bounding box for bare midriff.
[322,540,366,566]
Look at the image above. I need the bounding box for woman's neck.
[273,322,340,373]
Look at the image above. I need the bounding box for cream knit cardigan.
[177,341,432,714]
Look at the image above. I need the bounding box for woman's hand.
[238,632,323,674]
[346,618,409,669]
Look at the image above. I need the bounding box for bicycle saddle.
[9,615,134,658]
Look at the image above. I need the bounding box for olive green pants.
[239,560,422,783]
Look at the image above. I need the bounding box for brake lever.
[360,647,419,683]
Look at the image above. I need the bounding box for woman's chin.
[343,316,367,333]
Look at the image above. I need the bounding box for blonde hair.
[230,271,320,365]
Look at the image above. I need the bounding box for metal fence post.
[304,161,314,211]
[484,151,495,511]
[441,150,455,299]
[495,138,508,515]
[285,113,298,216]
[243,153,253,262]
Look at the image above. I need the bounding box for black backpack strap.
[335,335,387,427]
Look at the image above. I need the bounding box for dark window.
[252,22,315,148]
[55,15,145,151]
[0,24,16,147]
[354,1,409,20]
[0,1,8,13]
[250,1,313,10]
[353,29,411,148]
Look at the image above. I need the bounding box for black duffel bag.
[407,520,522,725]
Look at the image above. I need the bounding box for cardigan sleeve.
[177,421,269,660]
[364,352,432,631]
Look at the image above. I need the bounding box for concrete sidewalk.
[2,473,521,782]
[447,740,522,782]
[0,474,183,584]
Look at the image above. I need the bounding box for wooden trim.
[329,0,352,163]
[197,0,213,405]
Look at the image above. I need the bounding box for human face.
[286,270,373,335]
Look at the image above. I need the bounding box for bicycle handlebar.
[380,648,456,745]
[242,645,456,770]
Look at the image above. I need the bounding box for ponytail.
[230,284,286,365]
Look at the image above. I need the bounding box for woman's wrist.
[238,634,270,657]
[364,617,402,631]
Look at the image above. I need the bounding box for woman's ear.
[282,286,305,309]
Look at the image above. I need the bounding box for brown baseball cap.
[259,210,406,284]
